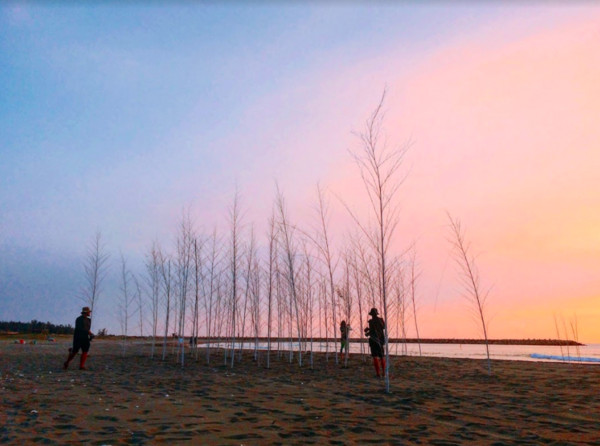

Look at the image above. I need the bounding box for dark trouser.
[368,338,384,358]
[340,339,348,354]
[72,336,90,354]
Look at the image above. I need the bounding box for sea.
[205,340,600,364]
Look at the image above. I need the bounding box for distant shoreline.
[186,336,585,346]
[1,333,583,346]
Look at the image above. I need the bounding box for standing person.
[364,307,386,377]
[340,320,351,356]
[63,306,95,370]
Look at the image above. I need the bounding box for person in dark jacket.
[364,307,386,377]
[340,320,351,356]
[63,306,95,370]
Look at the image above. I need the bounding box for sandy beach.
[1,338,599,445]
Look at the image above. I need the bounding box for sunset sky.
[1,3,599,342]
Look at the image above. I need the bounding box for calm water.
[207,341,600,364]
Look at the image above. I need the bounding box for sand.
[1,339,599,445]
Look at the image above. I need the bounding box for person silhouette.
[340,320,350,356]
[364,308,386,377]
[63,306,95,370]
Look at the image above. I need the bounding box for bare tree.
[145,241,162,359]
[265,210,278,369]
[203,229,222,365]
[338,251,354,367]
[314,184,339,363]
[408,247,422,356]
[175,211,195,367]
[118,253,136,355]
[134,275,143,338]
[355,239,378,311]
[345,89,411,392]
[249,243,262,363]
[237,226,256,361]
[348,243,367,360]
[275,246,285,359]
[317,277,328,360]
[81,231,110,318]
[192,236,205,360]
[392,268,408,355]
[228,188,243,368]
[159,253,174,361]
[276,185,303,367]
[301,241,316,369]
[447,213,492,375]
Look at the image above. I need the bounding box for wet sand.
[1,339,599,445]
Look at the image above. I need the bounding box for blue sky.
[2,3,481,252]
[2,2,599,340]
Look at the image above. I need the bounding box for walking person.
[340,320,351,356]
[364,307,386,377]
[63,306,95,370]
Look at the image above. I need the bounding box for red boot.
[79,352,89,370]
[63,348,77,370]
[373,357,381,377]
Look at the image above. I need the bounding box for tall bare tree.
[159,253,173,361]
[145,241,162,359]
[314,184,339,363]
[447,213,492,374]
[346,89,411,392]
[192,236,205,360]
[249,243,262,363]
[276,185,303,367]
[338,251,354,367]
[237,226,256,361]
[118,253,136,355]
[81,231,109,318]
[175,211,195,367]
[348,244,367,360]
[392,268,408,355]
[203,229,222,365]
[408,247,422,356]
[228,188,243,368]
[265,210,278,369]
[301,241,316,369]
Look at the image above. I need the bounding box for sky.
[1,2,599,342]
